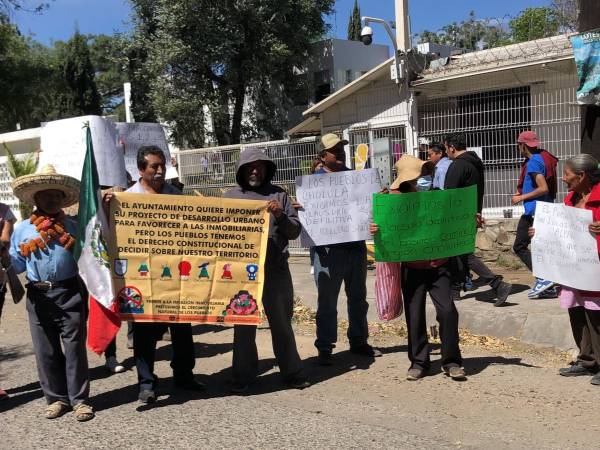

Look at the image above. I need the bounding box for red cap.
[517,130,540,148]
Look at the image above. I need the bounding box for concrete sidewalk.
[289,257,575,352]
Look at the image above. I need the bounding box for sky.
[12,0,555,46]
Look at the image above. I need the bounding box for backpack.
[517,149,558,200]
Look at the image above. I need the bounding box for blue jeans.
[313,244,369,351]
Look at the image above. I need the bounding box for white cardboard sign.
[40,115,127,187]
[532,202,600,291]
[115,122,177,180]
[296,169,381,246]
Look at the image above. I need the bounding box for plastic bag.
[374,262,403,321]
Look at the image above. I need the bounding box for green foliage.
[2,143,38,217]
[55,30,102,117]
[130,0,335,147]
[417,11,510,51]
[509,7,559,43]
[346,0,361,41]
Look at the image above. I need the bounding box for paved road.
[1,297,599,449]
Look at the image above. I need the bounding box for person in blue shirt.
[511,131,554,299]
[2,165,94,421]
[427,142,452,190]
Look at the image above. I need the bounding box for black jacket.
[223,148,301,268]
[444,151,485,213]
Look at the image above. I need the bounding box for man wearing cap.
[312,133,381,365]
[512,131,556,299]
[2,165,94,421]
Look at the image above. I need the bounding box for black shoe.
[494,281,512,307]
[318,350,333,366]
[350,344,382,357]
[138,389,156,404]
[591,373,600,386]
[174,376,206,391]
[286,376,311,390]
[558,363,597,377]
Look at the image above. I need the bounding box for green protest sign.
[373,186,477,262]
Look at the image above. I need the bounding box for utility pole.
[578,0,600,160]
[395,0,417,154]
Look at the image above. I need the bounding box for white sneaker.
[310,266,314,275]
[105,356,125,373]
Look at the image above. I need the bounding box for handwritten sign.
[532,202,600,291]
[40,115,127,187]
[296,169,381,246]
[115,122,177,180]
[373,186,477,262]
[109,193,270,325]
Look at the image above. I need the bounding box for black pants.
[105,322,134,358]
[402,263,462,370]
[513,214,534,271]
[568,306,600,368]
[0,285,5,322]
[133,322,195,391]
[26,282,89,405]
[232,263,303,384]
[451,254,502,292]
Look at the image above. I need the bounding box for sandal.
[73,403,95,422]
[45,400,71,419]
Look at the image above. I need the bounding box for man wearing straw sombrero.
[1,165,94,421]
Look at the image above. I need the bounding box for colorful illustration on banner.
[160,265,172,279]
[198,262,210,279]
[113,258,128,276]
[117,286,144,314]
[221,263,233,280]
[178,260,192,280]
[137,262,149,276]
[224,290,258,316]
[245,263,258,281]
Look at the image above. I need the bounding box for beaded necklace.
[19,211,76,258]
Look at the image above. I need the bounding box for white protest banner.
[40,115,127,187]
[532,202,600,291]
[115,122,177,180]
[296,168,381,246]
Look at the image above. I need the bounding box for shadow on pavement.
[460,283,530,305]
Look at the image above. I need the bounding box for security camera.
[361,26,373,45]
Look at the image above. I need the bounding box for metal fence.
[177,137,319,254]
[417,70,581,217]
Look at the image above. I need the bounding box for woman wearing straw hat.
[1,165,94,421]
[371,155,465,381]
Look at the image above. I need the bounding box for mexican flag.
[74,126,119,354]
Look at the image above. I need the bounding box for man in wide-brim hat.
[1,165,95,421]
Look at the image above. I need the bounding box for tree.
[55,30,102,118]
[347,0,361,41]
[0,21,57,132]
[552,0,577,32]
[3,143,38,218]
[417,11,510,51]
[131,0,335,147]
[509,7,559,43]
[88,34,129,118]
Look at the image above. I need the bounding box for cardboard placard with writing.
[40,115,127,187]
[296,169,381,246]
[373,186,477,262]
[532,202,600,291]
[109,193,270,325]
[115,122,178,180]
